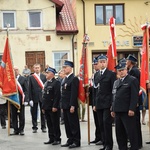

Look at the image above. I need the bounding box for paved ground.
[1,106,150,150]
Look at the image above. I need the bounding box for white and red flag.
[78,34,89,103]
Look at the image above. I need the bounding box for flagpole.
[146,22,150,131]
[7,24,11,136]
[83,41,90,144]
[84,35,90,144]
[84,42,90,145]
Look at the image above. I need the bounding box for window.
[0,55,2,65]
[95,4,124,25]
[28,11,42,29]
[53,52,69,72]
[2,11,16,29]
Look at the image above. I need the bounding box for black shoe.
[52,141,61,145]
[10,131,19,135]
[44,140,54,144]
[42,128,47,133]
[138,145,143,149]
[20,131,25,135]
[32,129,37,133]
[96,141,103,145]
[69,143,80,148]
[2,126,6,129]
[61,143,70,147]
[105,146,112,150]
[146,141,150,144]
[90,140,97,144]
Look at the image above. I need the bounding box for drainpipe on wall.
[72,34,75,73]
[81,0,86,35]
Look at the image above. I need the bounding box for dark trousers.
[115,112,138,150]
[0,104,6,127]
[97,109,113,148]
[63,109,81,145]
[11,104,25,132]
[92,109,101,141]
[31,101,46,130]
[45,109,61,141]
[135,107,143,148]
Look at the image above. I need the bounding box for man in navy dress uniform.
[90,56,102,145]
[111,62,139,150]
[61,60,81,148]
[42,67,61,145]
[126,54,143,149]
[93,55,116,150]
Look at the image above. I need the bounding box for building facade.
[0,0,78,73]
[75,0,150,76]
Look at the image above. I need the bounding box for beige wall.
[76,0,150,76]
[0,0,73,72]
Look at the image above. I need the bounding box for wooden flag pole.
[86,86,90,145]
[6,24,11,136]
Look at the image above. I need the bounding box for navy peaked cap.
[46,67,57,74]
[92,57,98,64]
[126,54,137,62]
[63,60,74,68]
[115,62,127,70]
[118,58,126,64]
[98,54,107,60]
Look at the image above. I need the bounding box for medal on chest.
[64,83,67,89]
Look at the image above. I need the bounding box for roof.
[50,0,64,12]
[55,0,78,35]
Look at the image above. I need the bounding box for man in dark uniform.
[90,56,102,145]
[61,60,81,148]
[93,55,116,150]
[29,63,46,133]
[42,67,61,145]
[11,66,28,135]
[111,62,139,150]
[126,54,143,149]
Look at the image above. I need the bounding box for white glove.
[24,102,28,106]
[29,100,34,107]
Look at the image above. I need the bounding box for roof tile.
[56,0,78,35]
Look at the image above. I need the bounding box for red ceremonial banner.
[0,37,20,109]
[78,34,89,103]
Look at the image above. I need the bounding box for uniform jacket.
[128,66,140,82]
[18,75,28,105]
[94,69,116,109]
[61,73,79,109]
[128,66,142,105]
[29,73,46,103]
[42,78,61,110]
[92,71,100,106]
[112,75,139,112]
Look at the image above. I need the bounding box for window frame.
[53,51,70,72]
[28,10,42,29]
[0,54,2,65]
[2,11,16,29]
[95,4,124,25]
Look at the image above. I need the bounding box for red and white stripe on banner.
[109,17,117,58]
[32,73,44,89]
[17,80,25,103]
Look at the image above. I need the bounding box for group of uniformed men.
[90,54,144,150]
[10,54,146,150]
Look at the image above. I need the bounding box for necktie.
[100,71,103,76]
[120,78,123,82]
